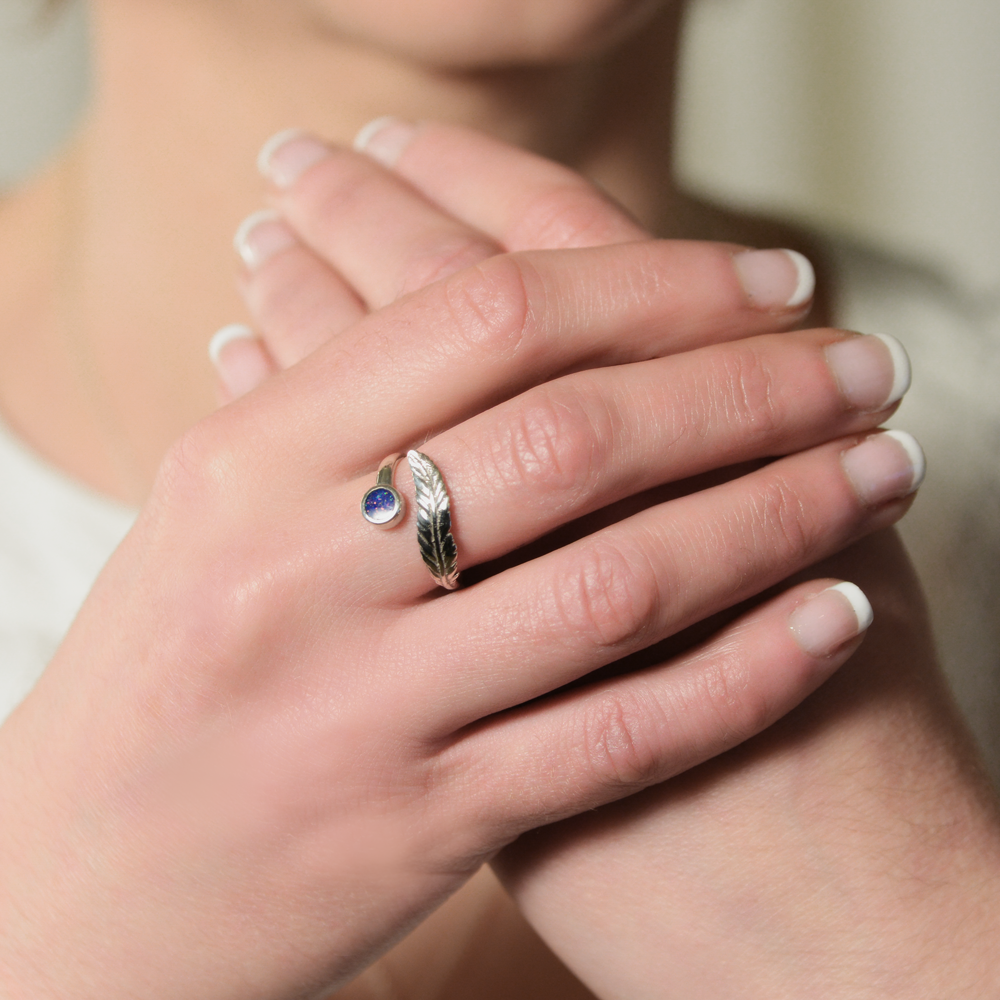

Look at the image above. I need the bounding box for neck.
[0,0,687,504]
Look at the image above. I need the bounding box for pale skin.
[0,2,998,999]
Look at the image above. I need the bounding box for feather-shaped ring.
[407,449,460,590]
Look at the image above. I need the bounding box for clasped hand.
[0,122,920,999]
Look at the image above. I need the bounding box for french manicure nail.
[208,324,273,399]
[208,323,255,366]
[841,429,926,506]
[257,129,330,188]
[353,115,419,168]
[825,333,911,412]
[234,210,297,271]
[734,248,815,311]
[790,582,874,657]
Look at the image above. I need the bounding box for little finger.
[449,579,872,837]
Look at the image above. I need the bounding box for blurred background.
[1,0,998,296]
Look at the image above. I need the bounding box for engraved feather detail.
[407,450,459,590]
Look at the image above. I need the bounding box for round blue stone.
[363,486,400,525]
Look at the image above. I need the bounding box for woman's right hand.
[0,137,918,1000]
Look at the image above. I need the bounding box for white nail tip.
[828,582,874,634]
[883,429,926,494]
[872,333,912,406]
[233,209,281,266]
[353,115,402,153]
[257,128,308,178]
[784,249,815,309]
[208,324,255,366]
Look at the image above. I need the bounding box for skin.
[234,122,1000,998]
[0,1,998,998]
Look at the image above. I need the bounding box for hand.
[215,119,818,397]
[497,532,1000,999]
[0,128,914,999]
[223,124,1000,999]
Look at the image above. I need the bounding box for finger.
[391,328,912,579]
[208,323,278,403]
[399,430,923,725]
[449,579,872,837]
[257,240,822,478]
[259,131,503,309]
[233,210,366,368]
[354,117,650,250]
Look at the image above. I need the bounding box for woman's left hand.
[218,119,815,398]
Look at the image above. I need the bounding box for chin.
[309,0,669,68]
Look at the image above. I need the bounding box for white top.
[0,420,135,719]
[0,242,997,780]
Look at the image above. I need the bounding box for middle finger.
[334,326,911,604]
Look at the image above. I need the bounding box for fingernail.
[257,129,329,188]
[208,323,273,399]
[234,210,297,271]
[841,429,926,506]
[734,248,815,310]
[353,116,418,168]
[825,333,911,412]
[790,582,873,657]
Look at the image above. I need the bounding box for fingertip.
[734,248,815,311]
[789,581,873,660]
[208,323,255,366]
[784,249,816,309]
[257,129,329,189]
[208,324,275,400]
[353,115,419,168]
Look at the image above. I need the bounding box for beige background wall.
[2,0,998,295]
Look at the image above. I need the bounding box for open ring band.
[361,454,406,528]
[407,449,460,590]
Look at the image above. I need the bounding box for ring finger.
[335,325,914,603]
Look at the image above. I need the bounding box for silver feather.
[407,450,460,590]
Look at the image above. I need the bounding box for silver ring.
[407,449,459,590]
[361,454,406,528]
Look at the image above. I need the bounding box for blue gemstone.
[363,487,399,524]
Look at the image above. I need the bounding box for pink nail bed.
[790,582,873,658]
[825,333,911,412]
[208,324,272,400]
[257,129,330,188]
[234,210,297,270]
[841,430,925,506]
[353,116,419,168]
[733,248,815,311]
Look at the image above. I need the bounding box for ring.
[361,454,406,528]
[407,449,460,590]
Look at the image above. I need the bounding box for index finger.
[355,118,650,250]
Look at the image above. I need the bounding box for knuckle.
[550,541,660,651]
[396,234,499,298]
[715,344,782,444]
[694,652,771,745]
[486,384,607,504]
[577,688,663,791]
[155,421,235,510]
[440,255,532,361]
[748,473,816,568]
[511,182,627,249]
[249,257,331,341]
[305,159,383,223]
